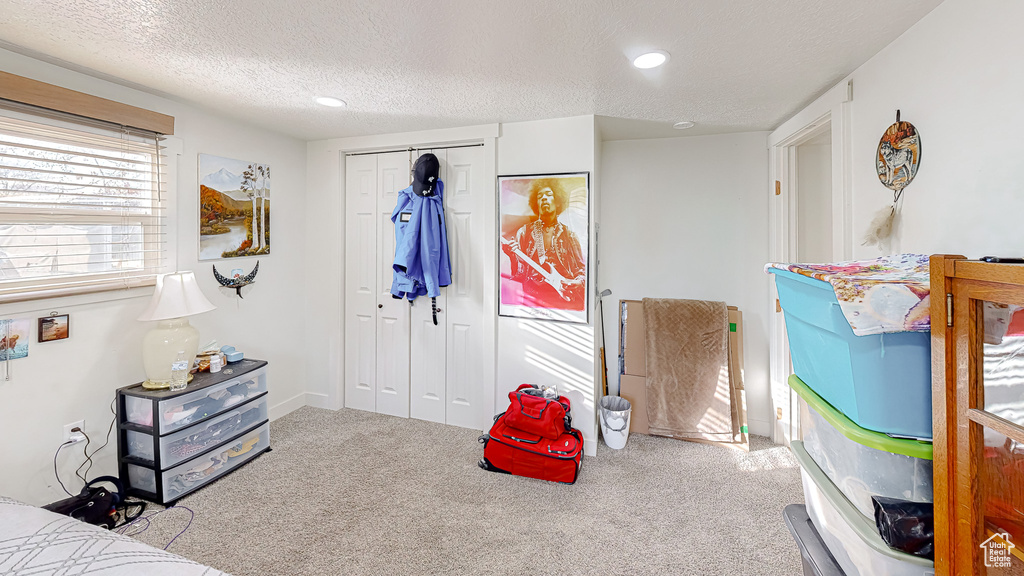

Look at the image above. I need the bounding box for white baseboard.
[269,391,331,421]
[747,418,772,438]
[305,392,329,409]
[269,392,307,421]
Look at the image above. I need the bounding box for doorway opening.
[795,126,832,264]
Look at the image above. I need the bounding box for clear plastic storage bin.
[794,441,935,576]
[793,374,933,520]
[783,504,845,576]
[770,268,932,439]
[126,396,268,469]
[124,365,267,434]
[126,423,270,502]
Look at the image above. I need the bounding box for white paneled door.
[442,146,486,429]
[410,149,448,424]
[375,152,412,418]
[343,154,377,413]
[345,146,487,431]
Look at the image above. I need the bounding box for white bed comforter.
[0,497,227,576]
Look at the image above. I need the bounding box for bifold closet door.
[408,146,486,429]
[409,149,448,424]
[343,154,378,413]
[374,151,412,418]
[443,146,486,430]
[346,146,486,430]
[344,151,411,417]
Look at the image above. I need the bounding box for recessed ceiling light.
[633,51,669,69]
[673,121,695,130]
[315,97,346,107]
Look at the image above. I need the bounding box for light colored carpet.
[131,406,804,575]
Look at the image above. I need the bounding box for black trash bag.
[872,496,934,559]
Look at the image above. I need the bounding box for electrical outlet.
[63,420,84,443]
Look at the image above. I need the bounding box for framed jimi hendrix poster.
[498,172,589,324]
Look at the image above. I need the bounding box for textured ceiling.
[0,0,942,141]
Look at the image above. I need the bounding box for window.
[0,104,167,302]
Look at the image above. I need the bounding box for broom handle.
[599,298,608,396]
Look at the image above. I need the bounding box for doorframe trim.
[767,82,852,445]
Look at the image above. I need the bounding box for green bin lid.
[792,441,935,569]
[788,374,933,460]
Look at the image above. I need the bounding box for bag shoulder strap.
[86,476,125,504]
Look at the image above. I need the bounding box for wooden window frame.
[0,71,174,135]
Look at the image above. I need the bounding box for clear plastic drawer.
[126,465,156,494]
[793,376,933,521]
[795,441,934,576]
[126,396,268,469]
[125,423,270,501]
[125,367,267,434]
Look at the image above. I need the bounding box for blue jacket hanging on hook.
[391,153,451,324]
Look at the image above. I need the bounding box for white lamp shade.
[138,271,216,321]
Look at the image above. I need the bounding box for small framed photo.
[38,314,69,342]
[0,319,30,359]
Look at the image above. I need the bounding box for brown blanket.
[643,298,736,442]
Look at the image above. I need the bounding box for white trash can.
[600,395,632,449]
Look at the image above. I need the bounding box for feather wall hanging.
[864,110,921,249]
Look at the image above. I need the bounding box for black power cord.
[74,429,91,484]
[75,398,117,485]
[53,440,74,496]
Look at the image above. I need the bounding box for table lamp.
[137,271,216,389]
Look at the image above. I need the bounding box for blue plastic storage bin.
[770,268,932,439]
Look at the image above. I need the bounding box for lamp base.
[141,317,201,386]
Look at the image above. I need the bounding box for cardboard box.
[727,307,749,443]
[619,300,646,377]
[616,300,746,441]
[618,374,649,434]
[727,307,744,389]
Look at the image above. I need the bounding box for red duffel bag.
[503,384,571,441]
[478,412,583,484]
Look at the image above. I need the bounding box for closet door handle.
[378,304,383,309]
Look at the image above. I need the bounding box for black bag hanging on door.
[43,476,144,529]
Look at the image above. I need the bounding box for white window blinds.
[0,103,167,303]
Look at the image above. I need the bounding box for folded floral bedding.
[766,253,930,336]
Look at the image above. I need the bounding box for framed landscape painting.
[199,154,271,260]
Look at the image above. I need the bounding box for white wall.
[792,0,1024,259]
[0,48,309,505]
[496,116,600,455]
[599,132,772,436]
[303,143,342,410]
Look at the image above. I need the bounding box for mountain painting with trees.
[198,154,271,260]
